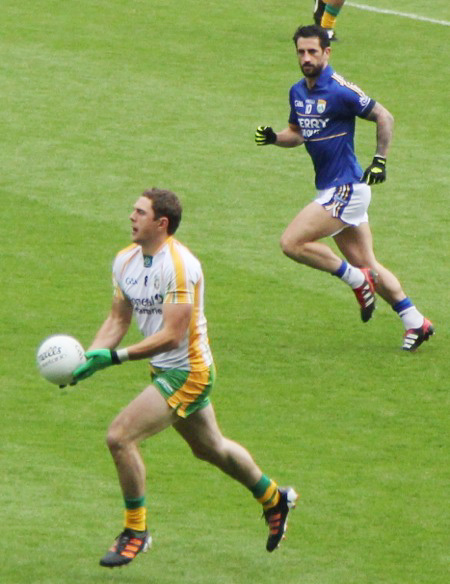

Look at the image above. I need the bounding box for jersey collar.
[303,64,334,91]
[140,236,173,265]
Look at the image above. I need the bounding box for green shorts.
[151,364,215,418]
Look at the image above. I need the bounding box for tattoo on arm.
[366,103,394,158]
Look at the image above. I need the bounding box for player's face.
[296,37,330,78]
[129,197,167,245]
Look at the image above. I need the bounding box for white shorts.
[314,182,371,227]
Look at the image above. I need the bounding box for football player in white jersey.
[72,188,298,567]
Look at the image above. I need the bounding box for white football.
[36,334,86,385]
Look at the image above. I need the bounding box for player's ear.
[158,216,169,232]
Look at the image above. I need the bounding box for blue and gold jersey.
[288,65,375,189]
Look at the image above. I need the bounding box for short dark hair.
[292,24,330,50]
[142,188,182,235]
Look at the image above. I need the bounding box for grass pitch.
[1,2,449,583]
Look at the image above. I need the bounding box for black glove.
[255,126,277,146]
[362,155,386,185]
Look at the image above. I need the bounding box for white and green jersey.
[112,237,213,371]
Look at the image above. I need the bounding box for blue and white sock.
[393,297,424,330]
[332,260,365,289]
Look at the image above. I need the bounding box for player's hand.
[73,349,121,381]
[255,126,277,146]
[362,155,386,185]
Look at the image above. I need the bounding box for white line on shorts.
[346,2,450,26]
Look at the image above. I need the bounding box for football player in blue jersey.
[255,24,433,351]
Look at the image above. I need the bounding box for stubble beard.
[301,63,324,78]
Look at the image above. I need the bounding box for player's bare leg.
[174,403,263,487]
[334,223,433,348]
[107,385,178,497]
[100,386,178,568]
[333,222,406,306]
[174,404,298,552]
[280,202,348,272]
[281,202,379,321]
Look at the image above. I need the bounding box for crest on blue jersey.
[317,99,327,114]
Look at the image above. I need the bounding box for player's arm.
[88,294,133,351]
[71,294,132,382]
[365,102,394,158]
[275,124,304,148]
[255,124,304,148]
[73,303,192,381]
[123,303,192,361]
[362,102,394,185]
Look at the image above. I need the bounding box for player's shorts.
[314,182,371,227]
[150,364,215,418]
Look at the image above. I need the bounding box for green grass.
[1,2,449,583]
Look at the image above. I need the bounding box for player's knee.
[189,437,224,464]
[190,445,211,462]
[280,232,308,260]
[280,232,295,256]
[106,424,128,454]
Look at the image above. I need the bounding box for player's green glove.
[362,155,386,185]
[73,349,122,382]
[255,125,277,146]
